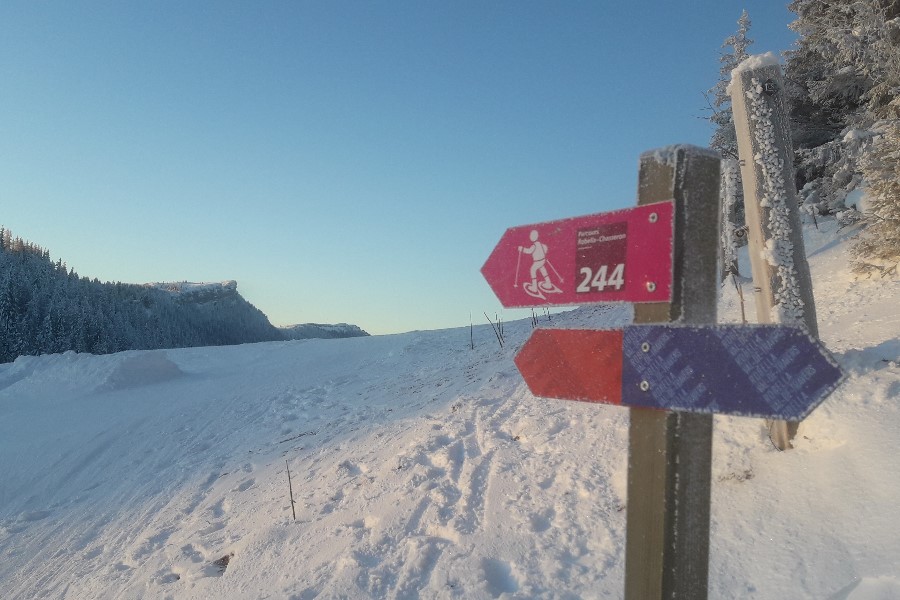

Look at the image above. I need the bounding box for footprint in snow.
[233,478,255,493]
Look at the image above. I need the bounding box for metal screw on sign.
[648,212,658,223]
[639,380,650,392]
[646,282,657,292]
[641,342,651,353]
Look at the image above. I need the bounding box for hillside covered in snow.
[0,238,284,362]
[0,233,372,364]
[0,217,898,599]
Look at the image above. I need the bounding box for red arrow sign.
[481,201,674,308]
[514,328,624,404]
[515,326,844,419]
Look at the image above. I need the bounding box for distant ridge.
[280,323,370,340]
[151,283,370,340]
[149,283,371,340]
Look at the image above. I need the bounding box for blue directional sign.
[620,324,844,420]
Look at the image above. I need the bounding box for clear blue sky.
[0,2,797,335]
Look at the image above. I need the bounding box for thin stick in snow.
[286,460,296,521]
[731,274,747,325]
[484,312,504,348]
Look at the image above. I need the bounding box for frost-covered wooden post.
[730,54,819,450]
[625,145,721,600]
[721,158,743,280]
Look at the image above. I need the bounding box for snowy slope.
[0,218,898,599]
[712,219,900,599]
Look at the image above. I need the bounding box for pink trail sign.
[481,201,674,308]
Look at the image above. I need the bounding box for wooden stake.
[625,145,721,600]
[730,62,819,450]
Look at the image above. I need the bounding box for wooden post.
[625,146,721,600]
[720,158,743,280]
[730,60,819,450]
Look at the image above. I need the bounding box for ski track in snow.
[0,218,898,599]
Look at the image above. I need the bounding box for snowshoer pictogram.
[516,230,563,300]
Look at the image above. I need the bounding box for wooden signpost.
[625,146,720,600]
[480,144,844,599]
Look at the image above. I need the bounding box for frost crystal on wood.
[744,77,805,324]
[720,159,743,277]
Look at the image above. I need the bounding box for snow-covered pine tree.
[709,11,751,278]
[785,0,899,268]
[786,1,870,136]
[851,3,900,274]
[787,0,864,215]
[854,116,900,275]
[709,10,752,160]
[786,1,900,216]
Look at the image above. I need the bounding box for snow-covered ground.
[0,218,897,599]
